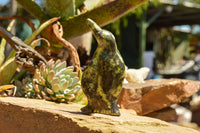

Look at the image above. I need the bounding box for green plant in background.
[15,59,84,103]
[0,17,59,85]
[103,0,161,68]
[133,0,160,19]
[16,0,149,41]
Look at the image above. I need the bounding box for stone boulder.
[118,79,200,115]
[0,97,199,133]
[145,107,178,122]
[192,107,200,126]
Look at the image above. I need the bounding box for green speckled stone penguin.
[81,18,125,116]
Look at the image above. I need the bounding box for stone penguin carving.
[81,18,125,116]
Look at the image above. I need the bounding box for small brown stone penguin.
[81,18,125,116]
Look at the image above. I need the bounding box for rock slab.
[118,79,200,115]
[145,107,178,122]
[0,97,199,133]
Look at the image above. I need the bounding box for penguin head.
[86,18,117,50]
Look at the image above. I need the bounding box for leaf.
[0,85,15,93]
[44,0,75,19]
[75,0,85,9]
[16,0,49,22]
[84,0,108,10]
[0,20,15,67]
[0,37,6,67]
[0,57,18,85]
[76,0,110,10]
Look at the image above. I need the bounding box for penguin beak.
[86,18,102,39]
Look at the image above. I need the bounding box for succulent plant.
[15,59,85,103]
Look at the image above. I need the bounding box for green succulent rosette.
[16,59,85,103]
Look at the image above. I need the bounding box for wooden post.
[138,10,147,67]
[138,8,164,67]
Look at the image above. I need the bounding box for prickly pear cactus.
[16,59,84,103]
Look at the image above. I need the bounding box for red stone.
[118,79,200,115]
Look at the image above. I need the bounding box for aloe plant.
[16,0,149,41]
